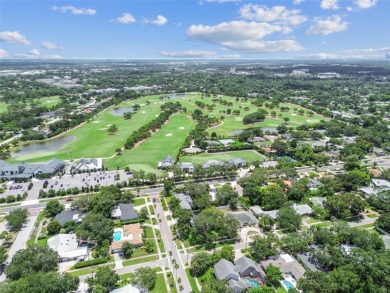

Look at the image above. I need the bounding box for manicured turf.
[35,95,61,108]
[122,255,159,266]
[0,102,8,114]
[179,150,265,164]
[10,96,164,162]
[151,273,168,293]
[177,93,329,136]
[105,113,197,172]
[186,268,200,293]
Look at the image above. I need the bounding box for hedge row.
[73,257,108,269]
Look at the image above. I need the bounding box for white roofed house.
[158,155,175,169]
[47,234,88,262]
[201,160,225,169]
[72,158,103,172]
[227,158,247,168]
[178,162,195,173]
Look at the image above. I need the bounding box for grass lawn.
[151,273,168,293]
[167,273,178,293]
[145,226,155,238]
[180,150,265,164]
[315,222,333,228]
[10,96,164,163]
[0,102,8,114]
[133,198,145,206]
[367,214,378,218]
[186,268,200,293]
[69,264,115,277]
[277,286,288,293]
[177,93,329,137]
[35,95,61,108]
[105,113,197,172]
[122,255,159,266]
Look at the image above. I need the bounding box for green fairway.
[179,150,265,164]
[105,113,197,173]
[10,96,164,163]
[176,93,329,136]
[35,95,61,107]
[0,102,8,114]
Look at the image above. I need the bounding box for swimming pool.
[113,230,123,242]
[244,278,260,288]
[282,280,295,290]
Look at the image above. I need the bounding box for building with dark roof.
[201,160,225,169]
[235,256,266,281]
[227,211,258,227]
[214,259,240,281]
[55,208,82,226]
[227,158,247,168]
[173,193,193,210]
[111,203,139,221]
[0,158,64,179]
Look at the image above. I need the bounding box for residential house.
[279,133,292,140]
[309,197,327,208]
[55,208,83,226]
[292,204,313,216]
[359,179,390,197]
[72,158,103,172]
[110,284,140,293]
[308,178,322,190]
[251,206,278,220]
[111,223,144,254]
[173,193,193,210]
[227,211,258,227]
[235,256,266,281]
[219,139,235,147]
[111,203,139,221]
[47,234,88,262]
[261,254,306,281]
[201,160,225,169]
[263,135,279,142]
[214,259,248,293]
[158,155,175,169]
[297,252,321,272]
[259,161,278,168]
[178,162,195,173]
[204,140,221,147]
[228,158,247,168]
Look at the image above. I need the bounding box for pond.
[12,136,75,157]
[165,94,185,99]
[109,107,136,116]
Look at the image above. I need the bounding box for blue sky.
[0,0,389,59]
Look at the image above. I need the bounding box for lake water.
[12,136,75,157]
[110,107,135,116]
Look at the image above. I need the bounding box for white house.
[47,234,88,262]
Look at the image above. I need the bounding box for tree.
[287,178,309,202]
[45,199,64,217]
[280,232,310,256]
[0,272,79,293]
[5,246,58,281]
[190,252,211,276]
[248,286,275,293]
[0,245,7,264]
[5,208,28,232]
[76,213,114,245]
[325,193,366,219]
[47,220,61,235]
[91,191,116,218]
[144,241,155,253]
[163,179,174,196]
[140,207,148,219]
[277,206,302,232]
[249,234,278,262]
[376,212,390,233]
[258,215,275,232]
[107,124,118,135]
[86,266,119,293]
[265,264,283,287]
[134,267,157,291]
[216,184,238,208]
[257,184,287,211]
[201,278,232,293]
[219,244,235,262]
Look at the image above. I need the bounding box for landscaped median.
[122,254,159,267]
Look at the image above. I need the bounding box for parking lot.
[1,170,133,201]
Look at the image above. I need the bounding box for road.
[153,194,192,293]
[0,212,38,282]
[0,134,22,147]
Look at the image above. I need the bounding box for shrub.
[73,257,108,269]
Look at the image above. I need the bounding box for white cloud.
[187,21,284,43]
[222,40,304,53]
[187,20,303,54]
[0,49,8,58]
[28,49,40,56]
[239,4,307,25]
[320,0,340,10]
[52,5,96,15]
[42,41,63,50]
[306,15,349,35]
[297,53,339,59]
[45,55,64,59]
[386,53,390,59]
[342,47,390,54]
[160,50,218,58]
[354,0,377,9]
[293,0,305,4]
[143,15,168,26]
[160,50,241,58]
[0,31,31,45]
[13,48,40,58]
[114,13,136,24]
[346,6,354,11]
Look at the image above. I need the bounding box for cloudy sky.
[0,0,389,59]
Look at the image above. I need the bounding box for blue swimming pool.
[283,280,295,290]
[244,278,260,288]
[113,230,123,242]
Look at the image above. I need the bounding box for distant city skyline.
[0,0,389,60]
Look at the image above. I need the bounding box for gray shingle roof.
[227,211,258,226]
[55,209,81,226]
[235,256,265,279]
[174,193,193,210]
[214,259,240,281]
[292,204,313,215]
[119,203,139,221]
[228,279,247,293]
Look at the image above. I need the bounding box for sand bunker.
[140,104,145,106]
[291,114,297,116]
[179,127,185,130]
[306,119,312,122]
[107,124,112,126]
[166,133,173,137]
[99,128,107,130]
[142,111,146,114]
[92,121,100,124]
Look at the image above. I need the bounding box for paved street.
[0,212,38,282]
[153,194,192,293]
